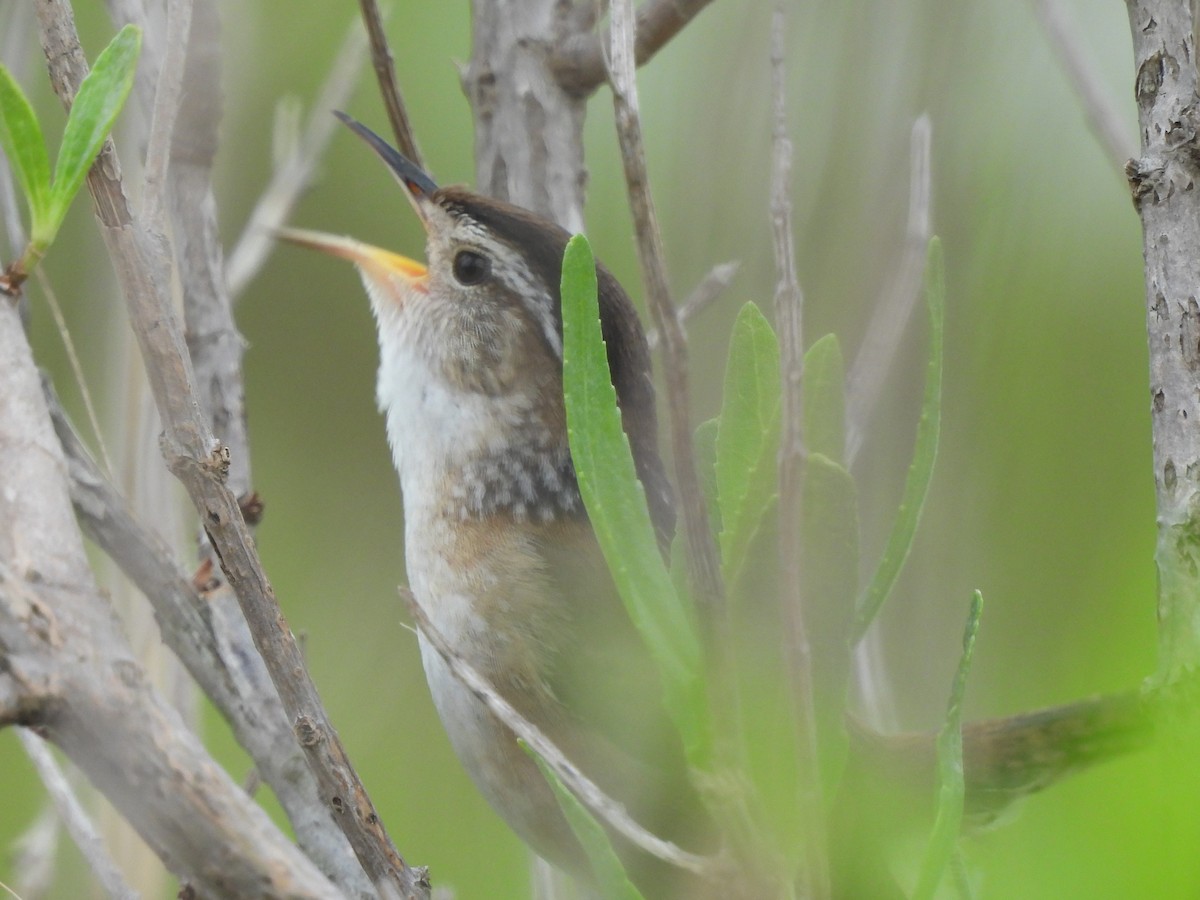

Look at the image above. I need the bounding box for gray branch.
[17,729,138,900]
[768,8,831,898]
[463,0,589,228]
[0,277,340,899]
[551,0,717,96]
[34,1,425,894]
[1125,0,1200,683]
[47,388,374,897]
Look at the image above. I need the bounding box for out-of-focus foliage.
[0,0,1171,897]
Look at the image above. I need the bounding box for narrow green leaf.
[0,65,52,238]
[800,452,859,785]
[854,237,945,640]
[912,590,983,900]
[46,25,141,232]
[526,743,646,900]
[561,234,710,767]
[802,334,845,463]
[715,302,781,585]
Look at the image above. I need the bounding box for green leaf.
[526,744,646,900]
[561,234,710,768]
[854,237,945,640]
[46,24,141,232]
[715,302,781,585]
[801,452,858,785]
[912,590,983,900]
[803,334,845,464]
[0,65,52,240]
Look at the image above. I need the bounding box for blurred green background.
[0,0,1179,897]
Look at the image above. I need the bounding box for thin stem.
[226,17,367,301]
[35,269,115,477]
[552,0,718,96]
[770,6,830,897]
[405,589,718,877]
[845,114,932,468]
[357,0,424,169]
[18,729,138,900]
[1032,0,1136,173]
[646,260,739,351]
[608,0,725,657]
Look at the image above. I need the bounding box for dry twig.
[404,589,717,876]
[357,0,424,168]
[17,730,137,900]
[553,0,717,96]
[646,260,739,351]
[607,0,725,638]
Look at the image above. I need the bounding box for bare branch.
[357,0,424,168]
[17,730,137,900]
[34,2,426,893]
[1032,0,1136,173]
[552,0,717,96]
[143,0,192,227]
[769,9,830,898]
[609,0,725,637]
[225,18,367,301]
[1125,0,1200,682]
[0,264,340,899]
[463,0,588,228]
[404,590,718,877]
[845,115,932,467]
[47,386,373,894]
[646,261,739,351]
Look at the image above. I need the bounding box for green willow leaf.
[715,302,781,585]
[912,590,983,900]
[854,237,945,640]
[46,24,141,232]
[560,234,710,768]
[526,745,646,900]
[0,65,52,240]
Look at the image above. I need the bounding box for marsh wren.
[286,113,705,895]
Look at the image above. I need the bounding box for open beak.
[280,112,439,287]
[333,110,438,225]
[278,228,429,288]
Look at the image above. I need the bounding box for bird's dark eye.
[452,249,491,286]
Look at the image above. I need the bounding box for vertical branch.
[608,0,725,635]
[463,0,589,228]
[1125,0,1200,685]
[770,7,830,898]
